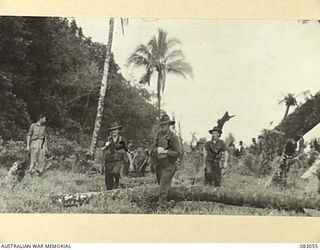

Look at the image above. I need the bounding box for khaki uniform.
[204,139,226,187]
[153,130,181,205]
[28,122,47,173]
[104,135,128,190]
[271,139,297,187]
[123,143,134,176]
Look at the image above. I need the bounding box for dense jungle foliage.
[0,16,158,144]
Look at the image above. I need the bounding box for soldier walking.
[270,138,297,187]
[203,126,228,187]
[102,122,129,190]
[123,140,134,176]
[152,114,181,206]
[26,114,48,176]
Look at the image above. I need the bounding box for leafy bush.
[0,72,30,141]
[236,152,274,177]
[0,140,26,169]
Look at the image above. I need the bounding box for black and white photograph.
[1,16,320,216]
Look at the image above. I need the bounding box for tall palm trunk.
[283,105,290,120]
[89,18,114,155]
[157,70,162,119]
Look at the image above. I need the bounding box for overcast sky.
[74,18,320,145]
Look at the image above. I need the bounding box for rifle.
[118,140,132,155]
[138,155,150,173]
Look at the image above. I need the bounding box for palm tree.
[128,29,193,118]
[279,93,297,120]
[89,18,128,155]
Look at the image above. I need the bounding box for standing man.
[102,122,129,190]
[270,138,297,187]
[258,135,265,154]
[238,141,245,158]
[203,126,228,188]
[124,140,135,176]
[26,114,48,176]
[152,114,181,206]
[250,137,258,155]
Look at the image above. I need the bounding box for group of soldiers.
[20,110,320,205]
[98,114,231,205]
[24,113,231,207]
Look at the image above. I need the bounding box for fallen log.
[49,185,320,212]
[49,189,127,207]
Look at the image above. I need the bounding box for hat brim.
[159,120,175,126]
[209,129,222,134]
[108,126,122,131]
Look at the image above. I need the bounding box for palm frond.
[148,36,159,59]
[166,60,193,78]
[166,38,182,51]
[132,44,152,58]
[279,93,297,106]
[127,54,150,68]
[166,68,187,79]
[157,29,168,58]
[164,49,185,63]
[139,68,154,86]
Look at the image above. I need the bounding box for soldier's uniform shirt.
[28,123,46,141]
[155,130,181,162]
[154,129,181,205]
[271,139,297,187]
[104,135,128,190]
[204,139,226,187]
[27,122,47,173]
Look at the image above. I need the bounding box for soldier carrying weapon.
[102,122,130,190]
[203,112,234,187]
[270,137,297,187]
[203,126,228,187]
[151,114,181,207]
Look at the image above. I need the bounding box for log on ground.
[49,185,320,212]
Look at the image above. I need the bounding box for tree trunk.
[283,105,290,121]
[157,70,162,119]
[89,18,114,155]
[82,90,92,129]
[276,93,320,139]
[178,122,184,159]
[49,185,320,211]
